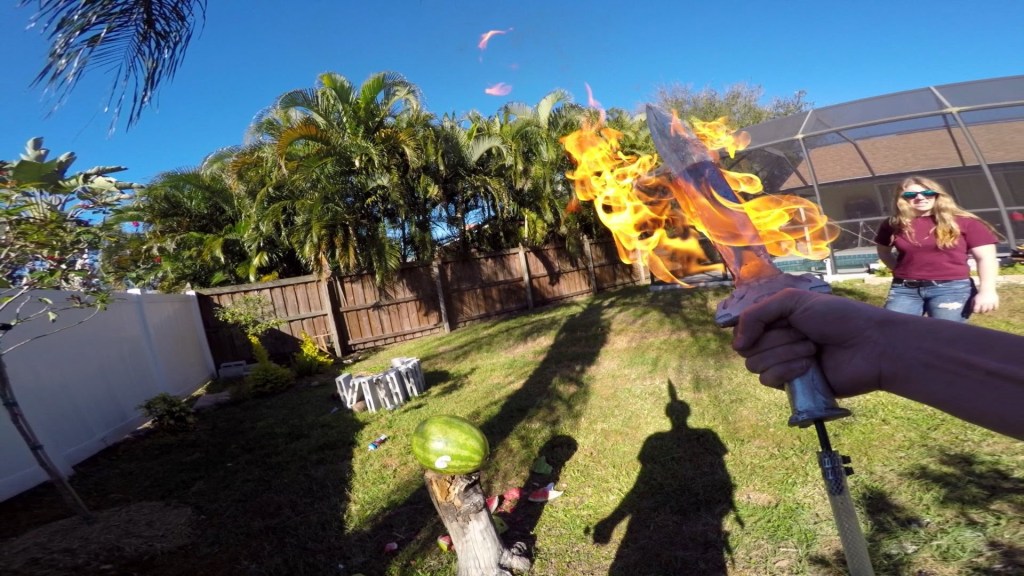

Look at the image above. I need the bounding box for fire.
[562,113,837,285]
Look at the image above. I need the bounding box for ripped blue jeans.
[883,279,976,322]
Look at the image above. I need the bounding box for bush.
[138,393,196,431]
[247,362,294,396]
[293,332,334,377]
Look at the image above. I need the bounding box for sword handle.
[716,273,853,427]
[786,360,851,427]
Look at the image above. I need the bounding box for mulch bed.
[0,501,195,575]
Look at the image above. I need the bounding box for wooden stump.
[424,470,530,576]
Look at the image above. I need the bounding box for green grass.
[2,282,1023,575]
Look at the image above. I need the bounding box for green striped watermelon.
[411,415,490,474]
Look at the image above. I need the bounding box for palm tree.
[253,71,428,286]
[483,90,585,249]
[110,150,304,290]
[422,113,505,255]
[22,0,207,128]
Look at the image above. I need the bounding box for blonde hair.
[887,176,997,249]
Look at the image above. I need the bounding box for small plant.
[293,332,333,377]
[872,263,893,277]
[138,393,196,431]
[215,295,282,340]
[246,362,294,395]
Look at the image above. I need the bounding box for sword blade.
[645,104,781,284]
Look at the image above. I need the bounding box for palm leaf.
[25,0,207,128]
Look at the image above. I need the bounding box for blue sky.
[2,0,1022,186]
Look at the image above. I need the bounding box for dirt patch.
[0,501,196,575]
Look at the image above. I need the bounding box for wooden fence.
[197,239,645,366]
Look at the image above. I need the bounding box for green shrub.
[138,393,196,431]
[293,332,334,377]
[247,362,294,395]
[249,334,271,364]
[214,295,282,338]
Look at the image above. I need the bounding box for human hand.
[972,290,999,314]
[731,289,887,397]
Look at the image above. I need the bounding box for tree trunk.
[424,470,530,576]
[0,355,93,522]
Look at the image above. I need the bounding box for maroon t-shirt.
[874,216,997,280]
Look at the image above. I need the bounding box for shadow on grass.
[0,383,364,575]
[422,368,467,397]
[810,449,1024,575]
[913,451,1024,575]
[591,380,739,575]
[502,435,578,553]
[342,296,610,574]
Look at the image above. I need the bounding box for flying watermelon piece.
[486,495,500,514]
[527,482,563,502]
[437,535,454,552]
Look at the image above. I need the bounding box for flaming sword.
[645,104,875,576]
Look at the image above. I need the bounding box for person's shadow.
[591,381,741,575]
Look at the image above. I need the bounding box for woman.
[874,176,1000,322]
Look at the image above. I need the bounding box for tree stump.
[424,470,530,576]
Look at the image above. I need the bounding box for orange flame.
[562,115,837,286]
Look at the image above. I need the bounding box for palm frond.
[25,0,207,128]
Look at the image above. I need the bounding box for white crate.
[335,373,362,408]
[391,357,425,397]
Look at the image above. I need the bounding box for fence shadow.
[591,380,739,575]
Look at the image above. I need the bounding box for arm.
[876,245,898,270]
[970,243,999,313]
[732,289,1024,440]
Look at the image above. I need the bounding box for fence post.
[432,258,451,333]
[518,245,534,309]
[633,249,648,285]
[127,289,171,393]
[583,237,598,294]
[318,275,345,357]
[184,290,218,379]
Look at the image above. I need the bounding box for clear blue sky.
[2,0,1022,186]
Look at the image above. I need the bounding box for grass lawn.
[2,281,1023,575]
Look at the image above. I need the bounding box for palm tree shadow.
[591,380,739,575]
[810,450,1024,575]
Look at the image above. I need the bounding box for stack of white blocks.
[335,357,425,413]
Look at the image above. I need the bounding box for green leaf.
[38,297,53,305]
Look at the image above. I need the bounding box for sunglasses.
[901,190,939,199]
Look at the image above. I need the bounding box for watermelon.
[411,415,490,474]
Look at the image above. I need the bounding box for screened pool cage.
[723,75,1024,273]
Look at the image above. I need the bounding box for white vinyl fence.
[0,289,215,502]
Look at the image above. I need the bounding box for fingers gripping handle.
[786,360,851,427]
[716,273,852,427]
